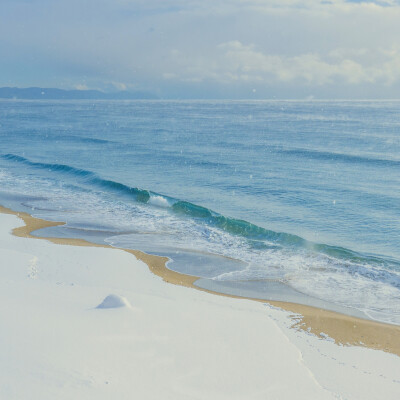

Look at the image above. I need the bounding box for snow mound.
[96,294,131,309]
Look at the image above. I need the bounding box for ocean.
[1,99,399,324]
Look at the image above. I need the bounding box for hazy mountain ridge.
[0,87,157,100]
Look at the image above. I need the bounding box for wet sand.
[1,205,399,356]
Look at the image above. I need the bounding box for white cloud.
[162,41,400,88]
[74,84,89,90]
[2,0,400,97]
[110,81,128,91]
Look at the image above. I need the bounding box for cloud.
[74,84,89,90]
[162,41,400,87]
[110,81,128,91]
[1,0,400,97]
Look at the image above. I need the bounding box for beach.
[1,99,400,399]
[1,206,399,399]
[3,0,400,397]
[2,100,400,329]
[3,205,400,355]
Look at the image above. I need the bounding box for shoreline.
[1,204,399,357]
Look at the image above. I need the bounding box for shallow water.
[1,99,399,324]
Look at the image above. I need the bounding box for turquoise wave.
[2,153,152,202]
[2,153,398,272]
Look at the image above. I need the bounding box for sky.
[1,0,400,99]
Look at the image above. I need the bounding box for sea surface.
[1,99,399,324]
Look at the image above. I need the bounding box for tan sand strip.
[1,205,399,356]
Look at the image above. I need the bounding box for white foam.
[148,195,171,208]
[1,166,398,325]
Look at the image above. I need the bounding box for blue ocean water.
[0,99,399,324]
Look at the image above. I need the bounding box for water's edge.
[2,204,400,358]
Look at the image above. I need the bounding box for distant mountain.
[0,87,158,100]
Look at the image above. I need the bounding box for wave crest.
[2,152,399,275]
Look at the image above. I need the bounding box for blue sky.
[1,0,400,98]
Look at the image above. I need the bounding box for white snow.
[96,294,131,309]
[0,213,399,399]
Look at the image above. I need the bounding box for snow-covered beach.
[1,208,400,399]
